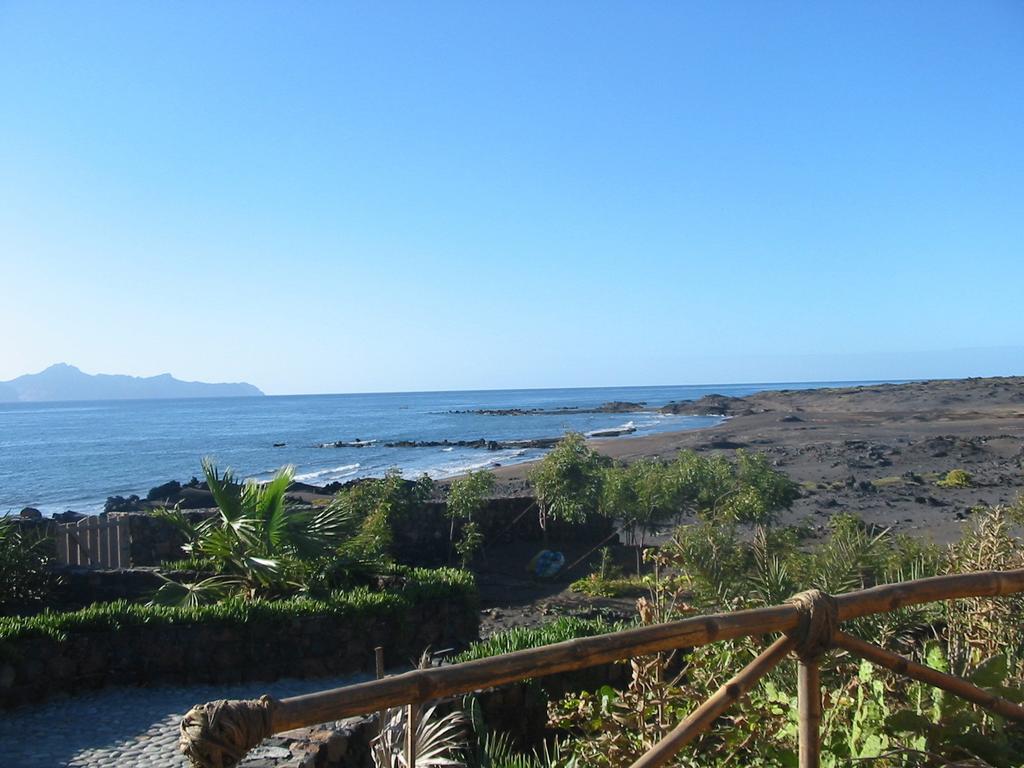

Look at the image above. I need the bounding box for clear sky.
[1,2,1022,395]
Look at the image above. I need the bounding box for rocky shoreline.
[27,378,1024,542]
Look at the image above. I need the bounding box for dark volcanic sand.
[491,376,1024,545]
[472,377,1024,634]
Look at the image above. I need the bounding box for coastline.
[11,377,1024,538]
[308,376,1024,545]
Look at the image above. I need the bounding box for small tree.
[447,470,495,566]
[530,432,607,537]
[600,464,643,545]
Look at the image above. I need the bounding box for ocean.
[0,381,874,515]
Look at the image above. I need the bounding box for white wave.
[587,420,637,437]
[399,448,539,480]
[294,463,361,483]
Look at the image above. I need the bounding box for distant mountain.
[0,364,264,402]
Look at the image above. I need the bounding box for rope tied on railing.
[179,694,280,768]
[786,589,837,661]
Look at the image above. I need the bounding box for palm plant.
[372,705,469,768]
[151,459,359,604]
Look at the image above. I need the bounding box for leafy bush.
[937,468,973,488]
[671,449,799,524]
[0,518,56,615]
[332,469,436,562]
[600,459,677,547]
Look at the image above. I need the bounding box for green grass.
[570,574,649,598]
[937,469,973,489]
[454,616,629,663]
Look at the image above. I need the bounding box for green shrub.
[0,518,56,615]
[937,469,973,488]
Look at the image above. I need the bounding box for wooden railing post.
[786,589,835,768]
[405,703,418,767]
[797,660,821,768]
[375,647,386,736]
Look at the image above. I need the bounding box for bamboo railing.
[179,568,1024,768]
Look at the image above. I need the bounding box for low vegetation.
[0,566,474,645]
[570,547,646,598]
[454,616,628,664]
[937,468,974,488]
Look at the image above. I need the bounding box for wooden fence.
[178,568,1024,768]
[54,515,131,569]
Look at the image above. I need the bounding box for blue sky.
[1,2,1022,394]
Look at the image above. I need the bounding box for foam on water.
[294,463,361,483]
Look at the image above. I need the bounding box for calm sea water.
[0,381,878,515]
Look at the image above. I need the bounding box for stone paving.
[0,674,371,768]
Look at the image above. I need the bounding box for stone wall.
[124,513,189,566]
[0,594,478,709]
[392,497,616,567]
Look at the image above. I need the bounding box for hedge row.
[0,566,476,645]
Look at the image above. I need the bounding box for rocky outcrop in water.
[659,394,752,416]
[449,401,647,416]
[384,437,561,450]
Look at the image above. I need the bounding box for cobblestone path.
[0,674,370,767]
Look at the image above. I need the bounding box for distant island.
[0,363,264,402]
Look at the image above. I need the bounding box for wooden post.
[405,703,418,767]
[375,647,386,735]
[797,660,821,768]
